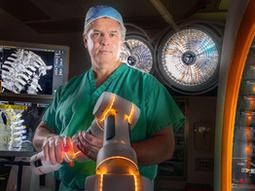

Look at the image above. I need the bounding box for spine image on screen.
[0,104,28,151]
[1,48,53,95]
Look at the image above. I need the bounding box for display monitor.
[0,100,48,152]
[0,41,69,98]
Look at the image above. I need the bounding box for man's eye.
[92,32,100,37]
[109,33,116,37]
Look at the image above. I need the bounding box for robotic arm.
[85,92,153,191]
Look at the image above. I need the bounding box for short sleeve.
[42,86,63,134]
[145,77,184,136]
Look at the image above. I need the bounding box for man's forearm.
[132,127,175,166]
[33,121,56,151]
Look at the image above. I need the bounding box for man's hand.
[33,122,66,165]
[73,131,103,161]
[42,135,65,165]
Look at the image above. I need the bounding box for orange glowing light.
[252,85,255,93]
[245,126,251,143]
[95,118,104,130]
[245,125,251,144]
[74,151,82,158]
[97,95,116,122]
[250,100,255,110]
[245,125,252,176]
[246,113,252,126]
[96,156,141,191]
[62,138,82,165]
[96,156,139,175]
[132,174,140,191]
[99,174,104,191]
[245,128,249,135]
[124,104,136,124]
[96,169,107,176]
[128,168,141,191]
[245,145,252,154]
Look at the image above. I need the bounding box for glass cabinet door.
[232,39,255,190]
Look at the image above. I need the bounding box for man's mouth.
[99,50,112,54]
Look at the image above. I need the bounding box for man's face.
[84,17,123,69]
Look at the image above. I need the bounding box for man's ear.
[83,38,88,48]
[120,40,125,49]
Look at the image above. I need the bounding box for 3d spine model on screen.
[0,104,28,151]
[1,49,52,94]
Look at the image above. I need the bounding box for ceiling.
[0,0,230,35]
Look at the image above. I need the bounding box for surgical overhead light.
[120,35,154,73]
[157,27,220,94]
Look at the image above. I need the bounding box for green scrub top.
[43,63,184,190]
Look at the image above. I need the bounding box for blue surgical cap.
[84,5,124,28]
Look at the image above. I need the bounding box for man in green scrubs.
[33,5,184,191]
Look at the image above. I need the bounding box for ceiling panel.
[0,0,50,22]
[30,0,85,19]
[0,0,230,35]
[26,18,83,33]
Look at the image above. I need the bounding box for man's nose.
[100,34,110,46]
